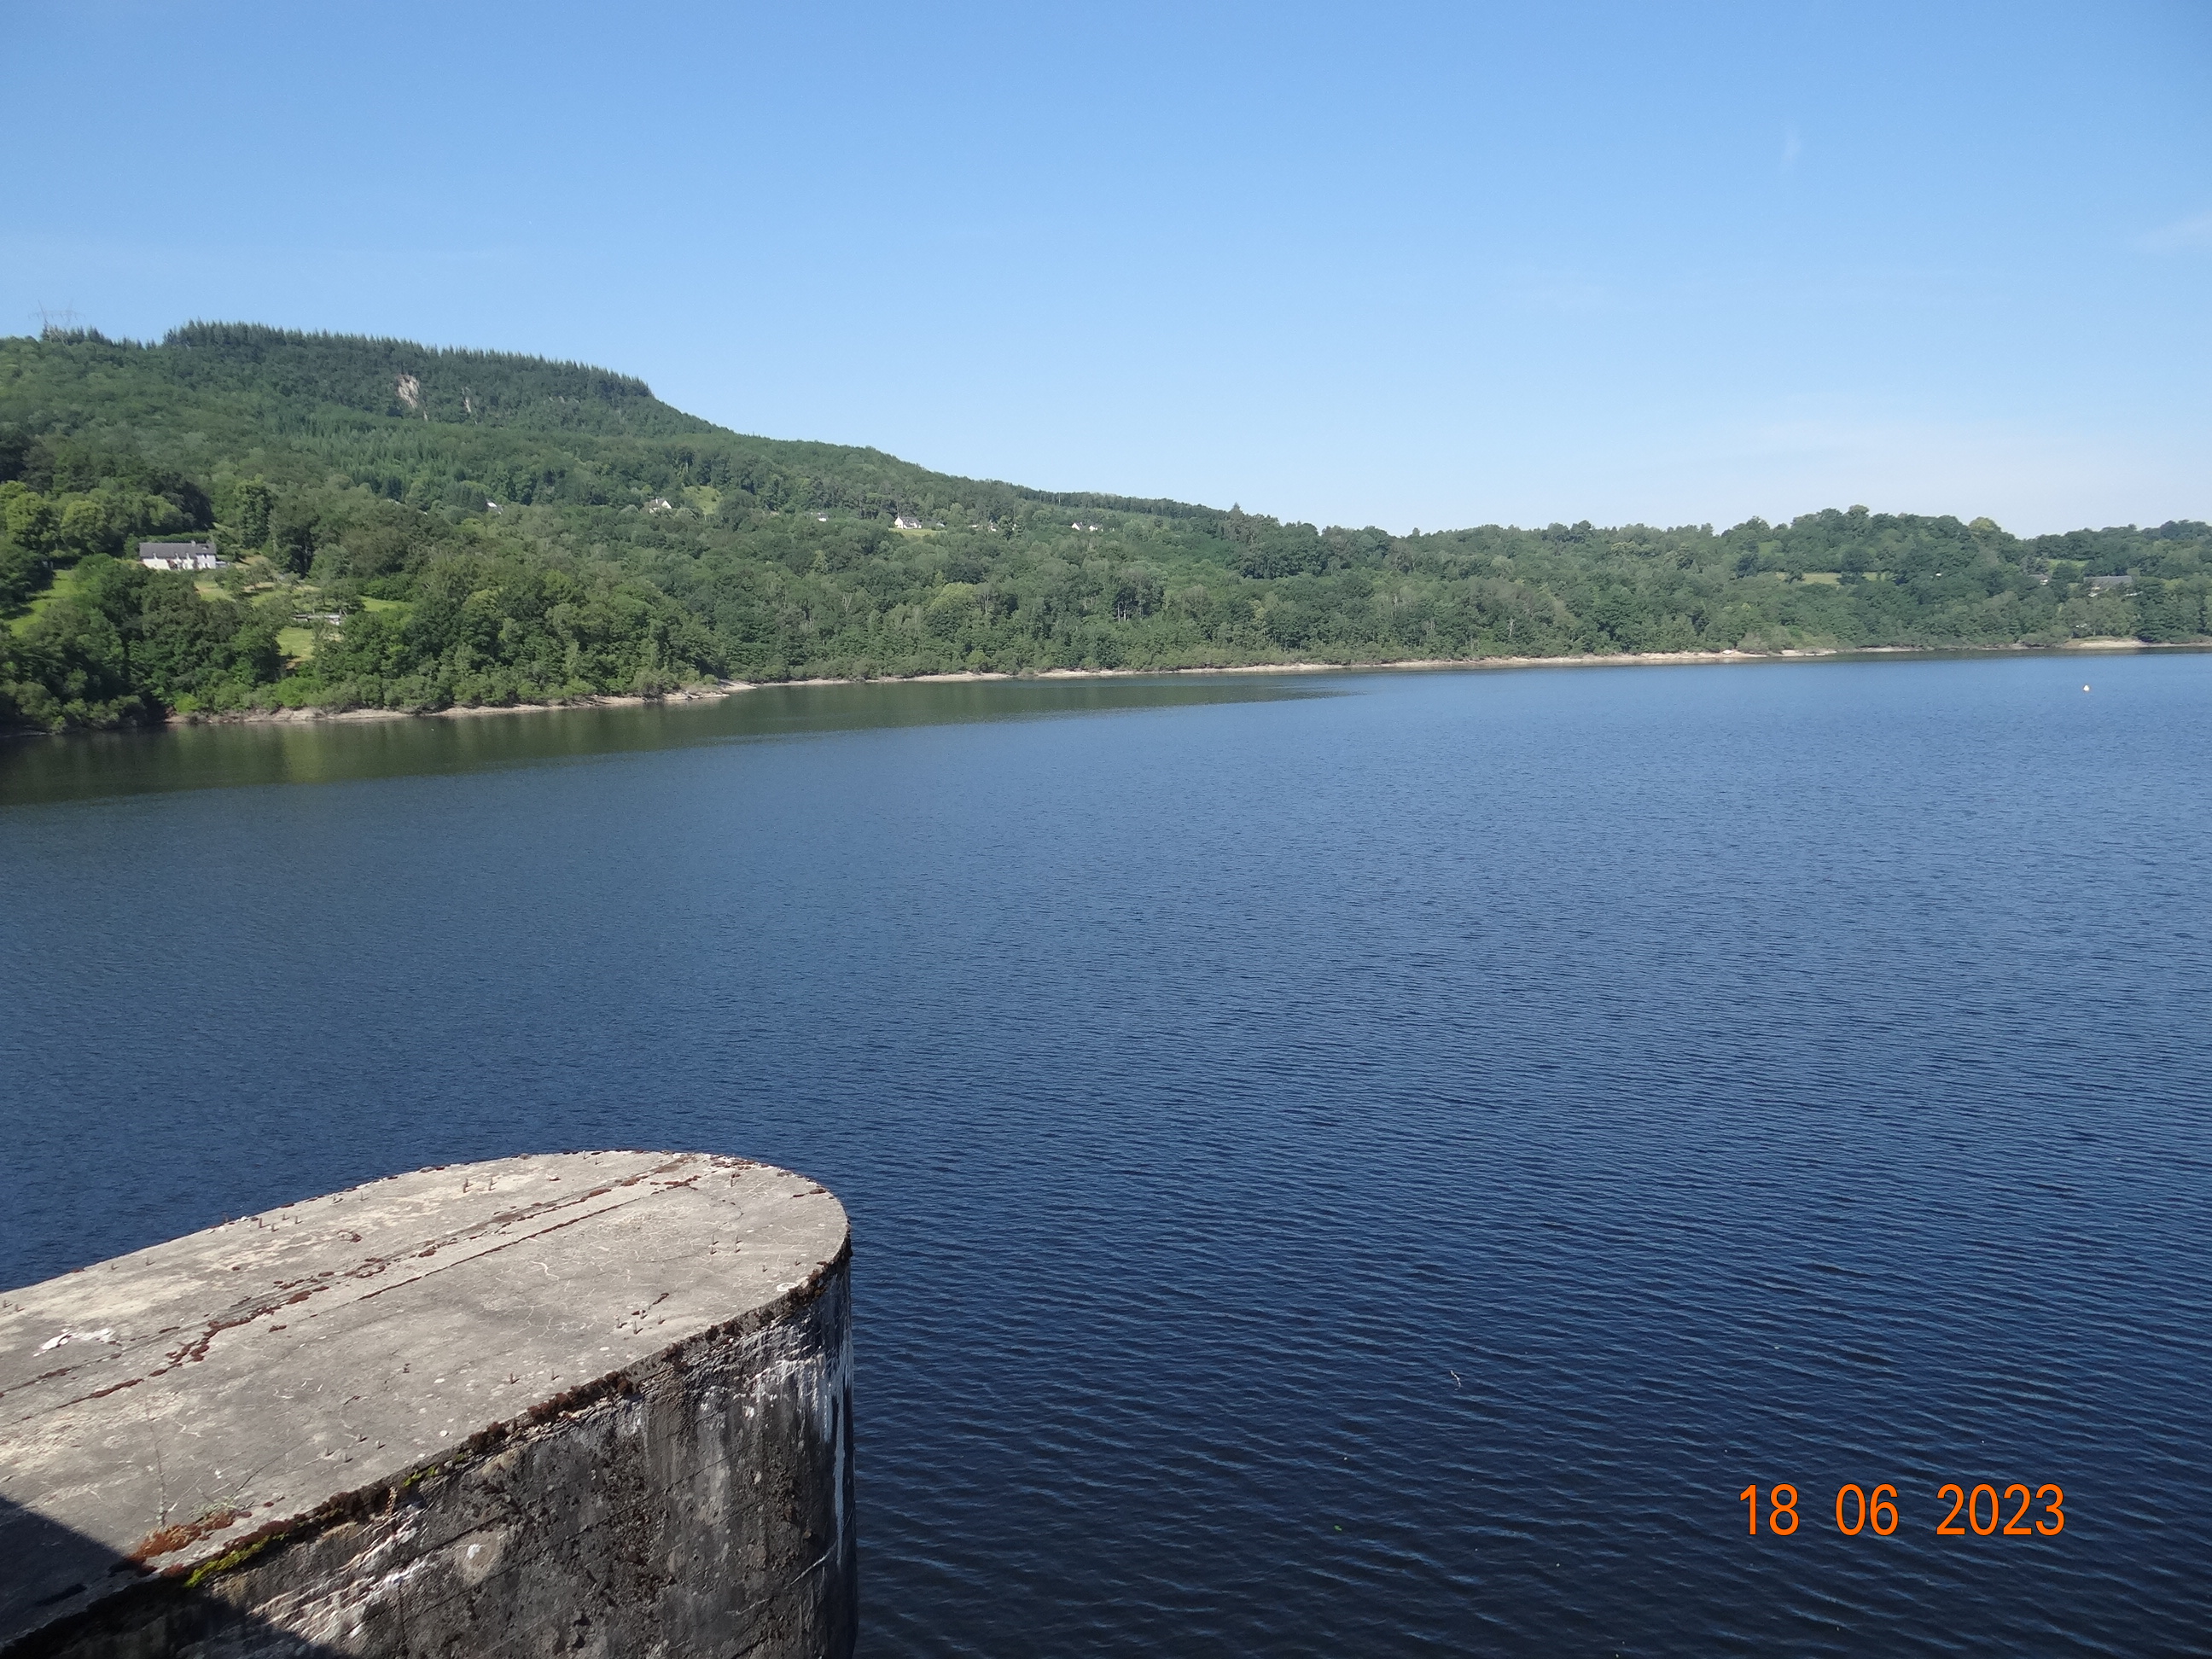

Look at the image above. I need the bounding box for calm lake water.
[4,655,2209,1655]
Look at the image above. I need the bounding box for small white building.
[138,540,221,572]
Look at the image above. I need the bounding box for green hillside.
[2,323,2204,731]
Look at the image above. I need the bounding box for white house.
[138,540,221,572]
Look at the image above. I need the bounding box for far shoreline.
[140,636,2208,731]
[2,637,2199,740]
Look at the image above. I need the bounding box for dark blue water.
[4,656,2209,1655]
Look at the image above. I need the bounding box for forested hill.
[3,323,2206,731]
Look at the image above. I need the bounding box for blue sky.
[5,1,2205,533]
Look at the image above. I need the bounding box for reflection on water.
[0,676,1330,806]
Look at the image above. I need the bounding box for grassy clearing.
[276,626,315,661]
[8,562,85,635]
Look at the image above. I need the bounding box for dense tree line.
[3,324,2205,731]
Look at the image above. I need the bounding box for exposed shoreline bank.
[4,637,2197,737]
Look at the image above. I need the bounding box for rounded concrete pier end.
[0,1151,855,1659]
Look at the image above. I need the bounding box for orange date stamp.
[1739,1482,2064,1536]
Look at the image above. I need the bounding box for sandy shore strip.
[155,637,2200,728]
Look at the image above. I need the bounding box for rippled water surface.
[4,656,2209,1655]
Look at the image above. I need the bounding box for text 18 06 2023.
[1738,1483,2064,1536]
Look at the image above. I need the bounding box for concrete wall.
[1,1153,855,1659]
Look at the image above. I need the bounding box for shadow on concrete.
[0,1494,346,1659]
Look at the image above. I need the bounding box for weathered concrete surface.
[0,1151,853,1657]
